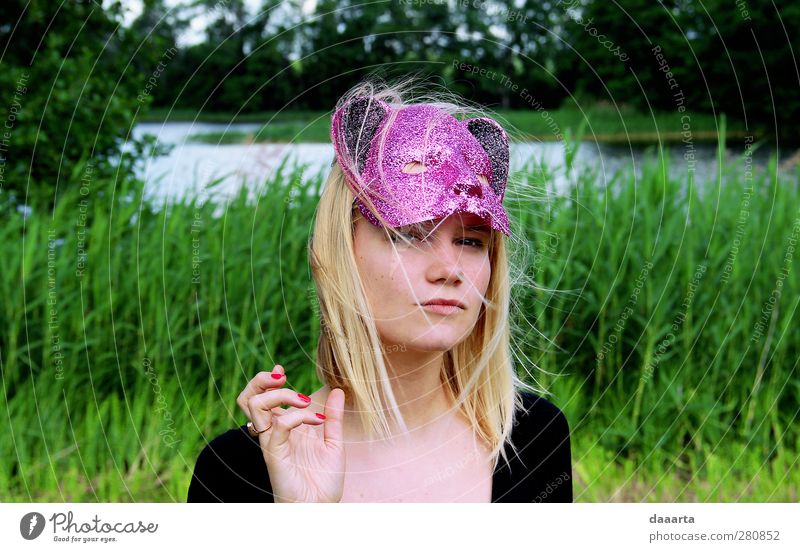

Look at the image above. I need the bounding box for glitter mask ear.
[462,117,510,198]
[330,100,513,237]
[331,96,392,176]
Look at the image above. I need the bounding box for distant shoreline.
[138,106,764,145]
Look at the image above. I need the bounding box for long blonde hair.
[308,75,541,471]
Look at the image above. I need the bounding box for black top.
[187,391,573,503]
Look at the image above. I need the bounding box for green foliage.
[1,140,798,500]
[3,0,794,211]
[559,0,799,136]
[0,0,158,207]
[133,1,796,138]
[1,0,798,502]
[516,141,800,499]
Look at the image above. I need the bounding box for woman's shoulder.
[514,390,571,437]
[194,425,258,466]
[186,425,274,502]
[491,390,573,502]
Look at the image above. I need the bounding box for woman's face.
[353,210,492,352]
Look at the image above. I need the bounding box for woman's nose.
[425,239,464,284]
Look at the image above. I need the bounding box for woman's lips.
[421,304,463,315]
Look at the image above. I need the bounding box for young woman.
[188,78,573,503]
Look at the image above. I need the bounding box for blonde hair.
[308,74,541,472]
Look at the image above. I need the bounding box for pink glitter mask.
[331,96,511,236]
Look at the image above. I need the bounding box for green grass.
[1,131,797,501]
[143,101,752,145]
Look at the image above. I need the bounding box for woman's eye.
[459,238,486,249]
[390,231,423,243]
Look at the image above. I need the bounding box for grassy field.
[141,102,752,145]
[1,134,797,502]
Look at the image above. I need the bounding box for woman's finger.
[247,387,313,438]
[247,388,314,414]
[264,408,326,451]
[322,388,345,449]
[236,365,286,418]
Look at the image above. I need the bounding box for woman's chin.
[406,330,468,351]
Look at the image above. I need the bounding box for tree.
[0,0,154,207]
[690,0,800,136]
[561,0,694,110]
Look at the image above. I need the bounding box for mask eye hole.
[402,161,427,174]
[477,174,489,185]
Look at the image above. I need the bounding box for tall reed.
[1,138,797,501]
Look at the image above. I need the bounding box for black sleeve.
[516,393,574,503]
[187,426,275,503]
[534,399,573,502]
[187,440,226,502]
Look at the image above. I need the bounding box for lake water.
[132,122,781,204]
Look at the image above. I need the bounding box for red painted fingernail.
[316,413,327,420]
[297,393,311,402]
[271,373,283,379]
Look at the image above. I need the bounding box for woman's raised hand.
[236,364,346,502]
